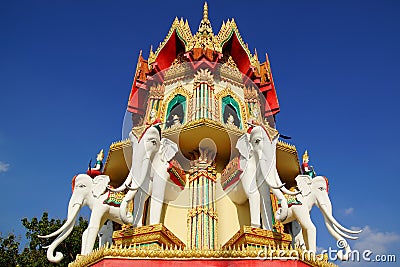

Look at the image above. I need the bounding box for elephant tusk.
[126,184,139,191]
[46,221,76,263]
[107,184,126,192]
[268,182,285,189]
[280,186,301,195]
[332,224,359,240]
[320,205,362,235]
[38,204,81,239]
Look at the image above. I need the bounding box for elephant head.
[237,126,298,194]
[119,125,179,225]
[296,175,362,260]
[236,125,300,224]
[39,174,110,263]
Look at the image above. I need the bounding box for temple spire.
[203,2,208,20]
[197,2,213,35]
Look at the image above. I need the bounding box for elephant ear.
[236,134,251,160]
[92,175,110,198]
[129,131,139,151]
[258,127,277,163]
[295,175,312,197]
[160,138,179,162]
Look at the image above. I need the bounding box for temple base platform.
[69,225,335,267]
[222,226,292,250]
[112,223,185,249]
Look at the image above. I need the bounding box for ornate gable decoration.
[194,68,214,87]
[217,19,253,60]
[149,3,259,67]
[148,17,193,66]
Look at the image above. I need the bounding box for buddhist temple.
[40,3,364,267]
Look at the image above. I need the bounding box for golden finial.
[97,149,104,161]
[302,150,309,162]
[203,2,208,20]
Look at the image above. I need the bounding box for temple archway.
[221,95,241,129]
[165,94,186,128]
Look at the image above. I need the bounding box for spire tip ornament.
[197,2,213,35]
[203,2,208,20]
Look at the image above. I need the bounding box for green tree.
[19,212,91,267]
[0,233,20,267]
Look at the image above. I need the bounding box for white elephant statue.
[278,175,362,260]
[112,125,179,226]
[233,125,298,229]
[39,174,125,263]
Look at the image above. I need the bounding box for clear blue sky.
[1,0,399,265]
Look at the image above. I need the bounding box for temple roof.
[127,3,280,117]
[148,3,259,73]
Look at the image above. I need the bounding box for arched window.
[222,96,241,129]
[166,94,186,128]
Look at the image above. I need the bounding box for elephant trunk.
[322,215,353,261]
[108,173,133,192]
[39,199,82,263]
[259,158,300,196]
[120,189,138,224]
[259,159,288,222]
[45,221,76,262]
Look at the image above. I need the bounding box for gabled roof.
[128,3,280,117]
[148,3,259,74]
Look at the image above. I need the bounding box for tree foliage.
[0,212,91,267]
[0,233,20,267]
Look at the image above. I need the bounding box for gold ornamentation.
[193,68,214,87]
[187,207,218,220]
[277,140,298,156]
[164,62,192,85]
[219,62,243,86]
[217,19,253,62]
[160,84,192,123]
[149,83,165,99]
[68,244,337,267]
[222,226,292,250]
[220,156,242,189]
[131,125,149,140]
[189,169,217,182]
[148,45,156,66]
[149,17,193,66]
[303,150,309,162]
[112,224,185,249]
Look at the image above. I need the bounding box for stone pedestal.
[112,224,185,249]
[222,226,292,250]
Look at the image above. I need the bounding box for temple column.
[187,148,218,250]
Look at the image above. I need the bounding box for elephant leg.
[82,208,107,255]
[259,183,273,230]
[81,228,88,255]
[131,177,151,227]
[257,181,272,230]
[149,172,167,225]
[293,207,316,252]
[132,189,149,227]
[248,191,261,228]
[241,164,261,228]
